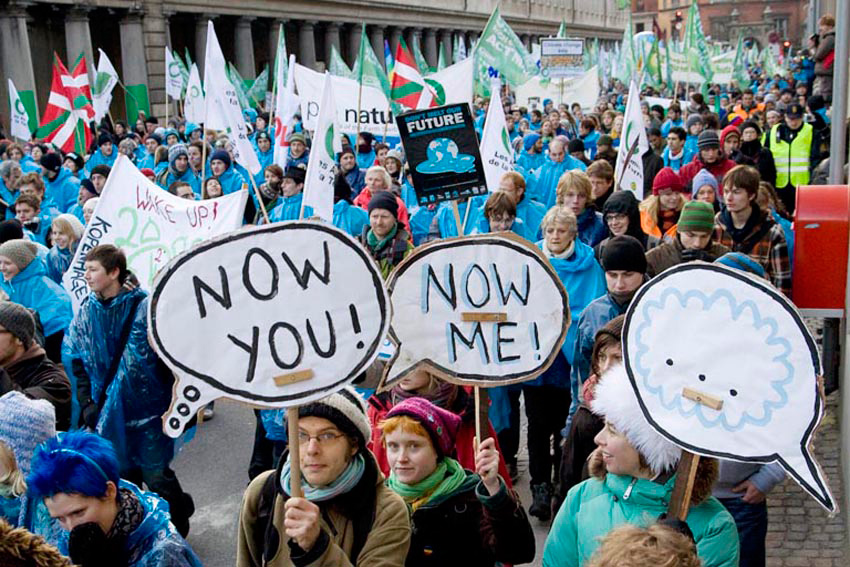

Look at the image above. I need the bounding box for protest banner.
[514,66,600,110]
[395,103,487,206]
[294,59,474,140]
[7,79,31,141]
[62,155,246,312]
[149,221,391,438]
[540,38,585,79]
[379,234,569,389]
[623,263,837,514]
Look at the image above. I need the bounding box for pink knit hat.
[386,397,462,457]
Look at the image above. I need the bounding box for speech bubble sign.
[380,234,569,388]
[624,263,836,512]
[150,222,390,437]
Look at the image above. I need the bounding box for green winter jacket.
[542,454,739,567]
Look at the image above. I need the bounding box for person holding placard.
[65,245,195,537]
[543,364,739,567]
[380,397,535,567]
[237,388,411,567]
[358,192,414,280]
[498,171,546,240]
[367,367,513,489]
[473,191,532,240]
[267,166,306,223]
[525,205,605,521]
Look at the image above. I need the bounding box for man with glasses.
[237,387,411,567]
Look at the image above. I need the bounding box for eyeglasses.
[605,213,628,222]
[298,431,345,445]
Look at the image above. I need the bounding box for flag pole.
[248,174,271,224]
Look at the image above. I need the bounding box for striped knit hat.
[297,387,371,450]
[677,201,716,234]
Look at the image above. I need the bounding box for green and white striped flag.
[329,45,354,78]
[246,65,269,108]
[474,6,537,96]
[352,25,391,97]
[411,39,432,75]
[92,49,120,121]
[226,63,252,109]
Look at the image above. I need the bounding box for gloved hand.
[69,522,126,567]
[80,402,99,430]
[681,248,714,263]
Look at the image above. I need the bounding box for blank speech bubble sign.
[380,234,569,388]
[150,222,390,437]
[624,263,836,513]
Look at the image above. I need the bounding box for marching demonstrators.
[0,1,842,565]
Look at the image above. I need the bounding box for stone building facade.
[0,0,627,131]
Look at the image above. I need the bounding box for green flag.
[352,25,391,97]
[683,3,713,83]
[645,39,663,88]
[173,51,190,98]
[183,48,194,69]
[272,23,288,88]
[616,12,636,83]
[732,36,749,88]
[329,45,354,78]
[411,39,432,75]
[246,65,269,108]
[437,43,447,71]
[474,6,537,96]
[556,18,567,39]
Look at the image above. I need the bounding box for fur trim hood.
[590,363,682,474]
[0,519,70,567]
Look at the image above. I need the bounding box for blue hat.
[691,168,719,199]
[523,133,541,151]
[210,149,231,170]
[714,253,766,278]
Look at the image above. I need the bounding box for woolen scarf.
[387,457,467,512]
[281,452,366,502]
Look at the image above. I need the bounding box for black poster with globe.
[395,104,487,206]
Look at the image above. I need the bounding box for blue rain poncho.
[268,192,303,223]
[431,196,486,239]
[56,480,202,566]
[0,259,72,337]
[526,157,587,208]
[45,244,74,285]
[64,289,177,472]
[212,164,249,196]
[83,148,118,176]
[44,167,81,214]
[332,200,369,237]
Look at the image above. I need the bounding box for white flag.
[273,54,300,168]
[301,73,338,222]
[92,49,120,122]
[204,21,261,176]
[165,47,184,100]
[7,79,31,141]
[614,80,648,194]
[479,78,514,192]
[184,63,205,124]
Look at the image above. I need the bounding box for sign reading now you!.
[149,222,390,437]
[62,155,247,312]
[380,234,569,389]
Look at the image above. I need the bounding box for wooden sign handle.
[474,387,490,448]
[287,407,303,498]
[667,451,700,521]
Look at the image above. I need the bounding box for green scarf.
[387,458,469,511]
[366,223,398,252]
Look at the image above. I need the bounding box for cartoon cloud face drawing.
[624,263,836,513]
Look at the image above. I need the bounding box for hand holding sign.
[150,222,390,437]
[624,263,836,512]
[380,234,569,389]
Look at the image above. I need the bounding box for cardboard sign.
[540,38,585,79]
[380,234,569,388]
[63,156,247,313]
[150,222,390,437]
[624,263,836,512]
[396,104,487,206]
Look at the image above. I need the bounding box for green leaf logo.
[169,61,182,78]
[324,124,336,157]
[501,127,511,154]
[15,99,26,115]
[423,78,446,106]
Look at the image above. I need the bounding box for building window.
[636,22,645,33]
[774,17,788,38]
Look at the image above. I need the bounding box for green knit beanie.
[677,201,716,234]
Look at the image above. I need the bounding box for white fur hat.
[591,363,682,474]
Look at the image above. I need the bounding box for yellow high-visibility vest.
[771,122,813,189]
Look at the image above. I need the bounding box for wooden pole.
[165,94,169,128]
[248,173,271,224]
[667,451,700,521]
[287,409,303,498]
[201,137,208,184]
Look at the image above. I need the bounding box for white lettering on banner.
[380,234,569,389]
[406,112,466,133]
[149,221,390,437]
[62,155,247,313]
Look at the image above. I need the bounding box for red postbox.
[792,185,850,314]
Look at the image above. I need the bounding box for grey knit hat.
[0,239,38,272]
[697,129,720,150]
[296,386,371,449]
[0,302,36,347]
[168,143,189,165]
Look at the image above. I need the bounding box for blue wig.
[27,431,120,500]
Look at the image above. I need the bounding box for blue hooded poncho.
[45,167,81,214]
[0,258,72,337]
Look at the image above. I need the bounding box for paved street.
[174,389,847,567]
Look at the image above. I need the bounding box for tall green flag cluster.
[683,2,713,83]
[474,6,537,96]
